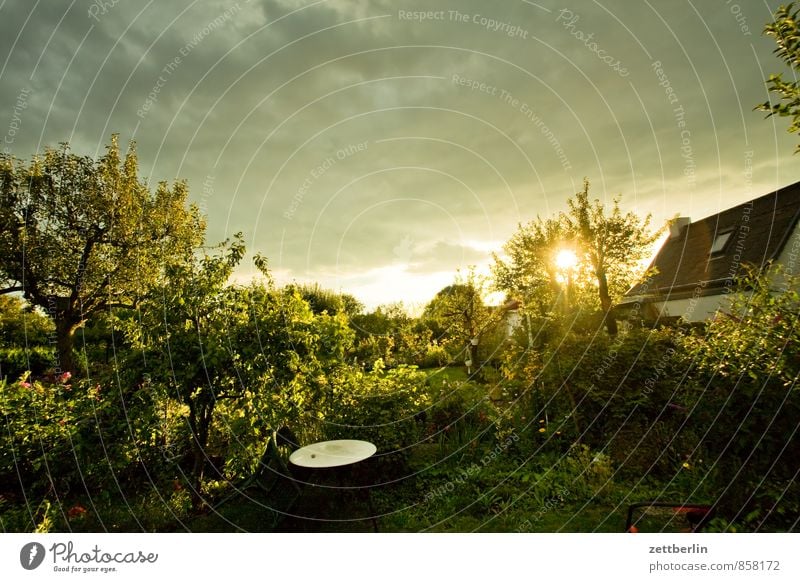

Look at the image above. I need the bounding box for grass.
[182,428,642,533]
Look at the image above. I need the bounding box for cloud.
[2,0,800,309]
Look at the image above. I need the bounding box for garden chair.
[214,427,304,527]
[625,502,714,533]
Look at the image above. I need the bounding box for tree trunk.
[597,269,618,336]
[188,400,215,507]
[469,341,479,370]
[54,318,77,375]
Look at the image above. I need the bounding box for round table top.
[289,439,377,468]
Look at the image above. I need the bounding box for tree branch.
[0,286,25,295]
[71,234,98,302]
[104,302,137,310]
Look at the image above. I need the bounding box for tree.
[0,295,52,348]
[494,179,660,335]
[125,237,356,498]
[493,214,578,317]
[562,179,660,335]
[122,235,246,495]
[423,270,494,369]
[0,136,203,373]
[285,282,363,318]
[351,303,413,368]
[756,2,800,153]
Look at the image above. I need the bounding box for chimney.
[669,216,691,239]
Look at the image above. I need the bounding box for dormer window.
[710,230,733,255]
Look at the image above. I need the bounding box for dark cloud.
[2,0,798,306]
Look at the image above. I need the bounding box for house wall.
[649,294,731,323]
[501,310,522,339]
[628,222,800,323]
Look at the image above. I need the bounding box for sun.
[555,249,578,270]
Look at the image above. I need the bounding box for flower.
[68,505,87,519]
[682,462,691,469]
[538,427,546,433]
[539,419,545,424]
[19,382,31,389]
[58,371,72,383]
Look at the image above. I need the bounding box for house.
[500,298,522,338]
[619,180,800,323]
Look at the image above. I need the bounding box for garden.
[1,140,797,533]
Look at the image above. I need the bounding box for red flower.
[68,505,87,519]
[59,371,72,383]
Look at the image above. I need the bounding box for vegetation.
[494,179,660,335]
[0,136,202,373]
[757,2,800,152]
[422,270,493,368]
[0,138,796,533]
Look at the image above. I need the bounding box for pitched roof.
[625,180,800,299]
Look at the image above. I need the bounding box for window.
[710,230,733,255]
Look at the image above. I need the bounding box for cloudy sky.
[2,0,799,310]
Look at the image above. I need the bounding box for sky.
[2,0,800,311]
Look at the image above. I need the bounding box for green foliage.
[0,346,54,379]
[322,364,430,471]
[0,295,53,347]
[351,303,435,368]
[0,295,56,378]
[424,371,494,449]
[420,342,449,368]
[284,282,363,317]
[493,212,571,315]
[684,265,799,386]
[757,2,800,152]
[122,235,248,491]
[494,180,661,334]
[520,445,614,507]
[679,266,800,529]
[498,327,696,479]
[124,235,357,492]
[0,136,204,372]
[0,374,110,501]
[422,270,502,368]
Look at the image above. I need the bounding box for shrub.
[678,266,800,530]
[0,347,54,379]
[420,343,450,368]
[321,363,430,475]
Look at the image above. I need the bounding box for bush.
[0,368,182,532]
[498,327,690,476]
[0,347,54,379]
[321,363,430,476]
[678,266,800,530]
[420,343,450,368]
